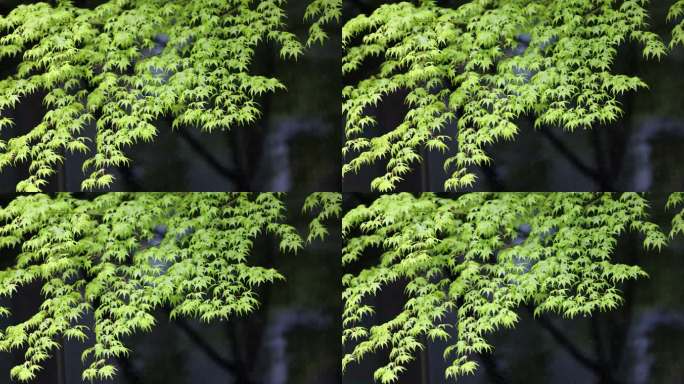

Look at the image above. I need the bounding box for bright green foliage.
[342,193,667,383]
[0,192,338,382]
[303,191,342,243]
[667,192,684,237]
[0,0,339,192]
[342,0,669,191]
[305,0,341,46]
[670,0,684,46]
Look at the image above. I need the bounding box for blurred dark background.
[342,0,684,192]
[342,193,684,384]
[0,0,340,192]
[0,193,341,384]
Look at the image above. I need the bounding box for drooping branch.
[342,1,666,191]
[531,310,619,384]
[0,0,341,191]
[342,193,667,383]
[0,192,340,382]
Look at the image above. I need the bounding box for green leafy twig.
[302,192,342,243]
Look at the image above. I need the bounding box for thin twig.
[538,126,607,188]
[177,128,245,186]
[56,345,66,384]
[591,128,613,191]
[173,316,255,384]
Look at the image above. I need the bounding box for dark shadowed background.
[342,0,684,192]
[0,193,341,384]
[0,0,340,193]
[342,193,684,384]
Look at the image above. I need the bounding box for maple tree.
[0,0,341,191]
[342,0,684,191]
[342,192,684,382]
[0,192,340,382]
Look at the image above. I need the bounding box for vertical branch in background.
[590,317,608,376]
[55,74,67,384]
[539,126,605,188]
[605,40,638,189]
[56,347,66,384]
[420,347,430,384]
[421,147,430,191]
[223,223,278,384]
[57,157,66,191]
[57,145,67,191]
[591,128,611,191]
[228,36,275,191]
[602,231,639,378]
[52,0,66,192]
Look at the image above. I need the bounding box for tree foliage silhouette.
[0,192,340,382]
[0,0,340,191]
[342,0,683,191]
[341,192,680,383]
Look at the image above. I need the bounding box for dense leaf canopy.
[342,193,673,383]
[342,0,683,191]
[0,0,340,191]
[0,192,340,382]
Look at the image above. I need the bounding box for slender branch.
[420,346,429,384]
[57,152,67,191]
[421,147,430,191]
[529,308,620,384]
[56,344,66,384]
[177,128,245,187]
[173,316,255,384]
[538,126,605,187]
[591,317,608,371]
[174,318,235,369]
[479,162,506,191]
[533,312,598,369]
